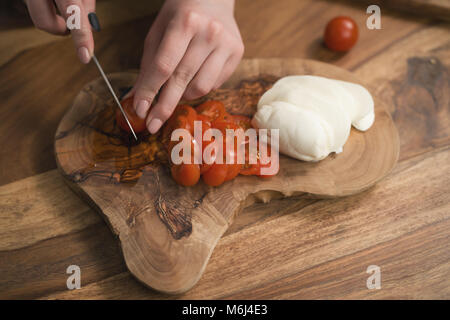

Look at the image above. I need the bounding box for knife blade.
[91,55,138,140]
[87,12,138,140]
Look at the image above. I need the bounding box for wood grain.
[38,145,450,299]
[0,0,164,66]
[0,0,448,299]
[352,0,450,22]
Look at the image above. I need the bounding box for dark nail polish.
[88,12,101,32]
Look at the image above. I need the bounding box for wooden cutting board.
[54,58,399,294]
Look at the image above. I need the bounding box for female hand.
[131,0,244,134]
[25,0,96,64]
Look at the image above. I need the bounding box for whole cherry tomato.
[202,163,228,187]
[224,155,242,182]
[171,163,200,187]
[116,96,147,133]
[324,16,358,52]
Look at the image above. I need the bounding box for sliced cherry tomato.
[241,160,277,177]
[163,104,197,140]
[171,163,200,187]
[169,135,202,167]
[202,163,228,187]
[199,137,215,174]
[230,115,253,130]
[222,139,242,181]
[324,16,358,52]
[195,115,211,137]
[213,120,246,154]
[240,162,261,175]
[173,105,197,134]
[116,96,147,133]
[240,143,278,177]
[196,114,212,124]
[216,114,252,130]
[196,101,227,121]
[200,136,218,174]
[212,120,241,133]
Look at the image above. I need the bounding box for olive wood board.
[54,58,399,294]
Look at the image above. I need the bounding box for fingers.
[212,51,243,90]
[55,0,95,64]
[26,0,67,35]
[82,0,96,13]
[145,36,214,134]
[212,38,244,90]
[132,18,195,120]
[124,20,163,111]
[183,49,230,101]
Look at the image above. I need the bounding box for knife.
[88,13,138,140]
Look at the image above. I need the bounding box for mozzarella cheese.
[252,75,375,161]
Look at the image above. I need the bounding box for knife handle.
[88,12,101,32]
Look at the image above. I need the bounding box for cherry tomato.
[240,143,278,177]
[224,158,242,182]
[169,135,201,166]
[196,101,227,121]
[171,163,200,187]
[212,120,241,133]
[324,16,358,52]
[171,105,197,134]
[202,163,228,187]
[163,104,197,142]
[200,162,213,174]
[240,146,261,175]
[200,136,218,174]
[116,96,147,133]
[165,100,279,187]
[230,115,253,130]
[196,114,212,124]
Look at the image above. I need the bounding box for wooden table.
[0,0,449,299]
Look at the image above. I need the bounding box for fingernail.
[77,47,91,64]
[148,118,163,134]
[136,100,150,119]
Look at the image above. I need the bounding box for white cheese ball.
[252,75,375,161]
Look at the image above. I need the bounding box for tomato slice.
[196,114,212,124]
[116,96,147,133]
[212,120,241,133]
[240,163,261,175]
[163,104,197,143]
[165,100,279,187]
[196,101,227,121]
[174,105,197,134]
[230,115,253,130]
[240,142,278,177]
[171,163,200,187]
